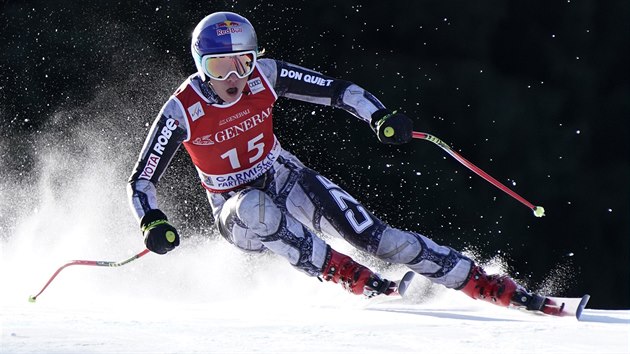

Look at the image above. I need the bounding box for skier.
[127,12,534,306]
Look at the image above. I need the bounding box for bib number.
[220,133,265,169]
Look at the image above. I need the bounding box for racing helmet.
[191,12,258,81]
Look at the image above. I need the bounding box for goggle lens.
[202,52,255,80]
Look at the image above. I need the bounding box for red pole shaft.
[29,249,150,301]
[412,131,537,211]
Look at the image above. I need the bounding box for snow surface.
[2,237,629,354]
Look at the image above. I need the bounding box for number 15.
[220,133,265,169]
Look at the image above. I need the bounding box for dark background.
[2,1,628,309]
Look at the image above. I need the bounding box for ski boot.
[321,247,396,298]
[460,265,582,315]
[459,265,526,307]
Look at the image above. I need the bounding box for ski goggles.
[201,51,257,80]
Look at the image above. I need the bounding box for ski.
[512,292,591,320]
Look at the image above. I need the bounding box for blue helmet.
[191,12,258,81]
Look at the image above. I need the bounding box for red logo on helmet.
[215,20,241,28]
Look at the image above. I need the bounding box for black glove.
[370,109,413,145]
[140,209,180,255]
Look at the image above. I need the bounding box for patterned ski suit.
[128,59,473,289]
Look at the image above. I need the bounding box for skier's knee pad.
[217,193,266,253]
[217,188,281,252]
[222,189,327,276]
[234,188,282,236]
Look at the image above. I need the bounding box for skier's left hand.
[370,109,413,145]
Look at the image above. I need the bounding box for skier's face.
[209,73,248,103]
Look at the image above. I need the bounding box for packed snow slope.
[2,236,629,354]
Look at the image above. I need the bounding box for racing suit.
[128,59,473,289]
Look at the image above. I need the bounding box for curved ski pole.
[412,131,544,217]
[29,249,150,302]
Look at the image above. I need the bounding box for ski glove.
[140,209,180,255]
[370,109,413,145]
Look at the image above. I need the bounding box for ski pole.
[28,248,150,302]
[412,131,545,217]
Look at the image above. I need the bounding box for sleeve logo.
[139,153,161,180]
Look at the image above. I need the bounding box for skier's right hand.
[140,209,180,255]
